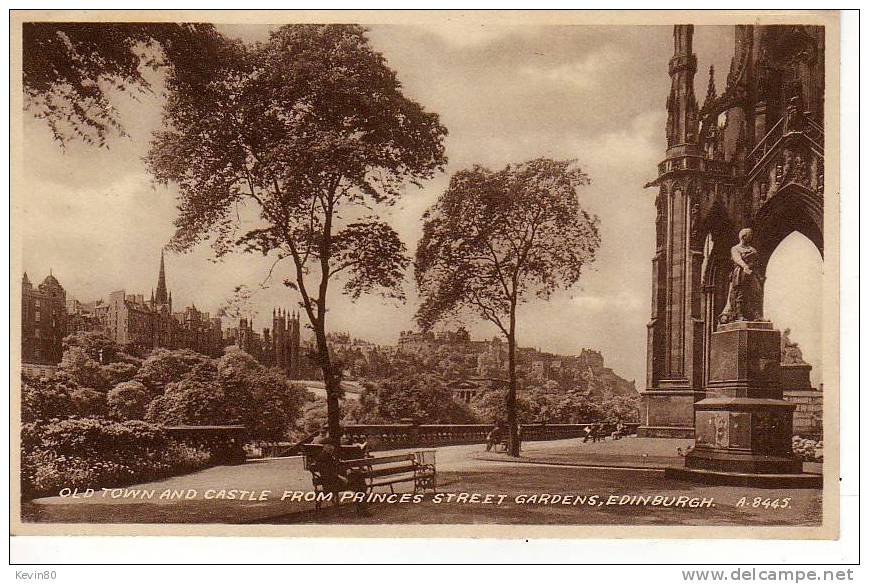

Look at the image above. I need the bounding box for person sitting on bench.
[341,433,370,455]
[486,423,504,452]
[314,437,369,516]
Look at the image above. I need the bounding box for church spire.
[155,250,169,305]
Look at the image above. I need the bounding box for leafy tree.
[415,158,600,455]
[471,388,534,425]
[590,393,640,423]
[21,375,72,423]
[59,346,109,391]
[373,373,477,424]
[101,362,138,387]
[299,398,329,436]
[62,331,123,363]
[68,387,107,417]
[342,382,381,424]
[524,386,600,424]
[249,368,306,442]
[22,23,223,146]
[216,350,305,441]
[147,25,447,439]
[146,379,227,427]
[145,350,305,441]
[107,381,151,420]
[134,348,211,396]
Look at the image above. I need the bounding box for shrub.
[107,381,150,420]
[373,373,478,424]
[62,331,122,363]
[793,436,823,462]
[20,417,212,499]
[145,379,228,426]
[21,375,72,423]
[101,362,138,387]
[472,388,534,424]
[146,352,306,442]
[299,397,329,435]
[135,348,212,396]
[164,442,213,473]
[60,347,109,391]
[68,387,108,417]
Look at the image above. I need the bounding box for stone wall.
[784,389,823,438]
[781,363,822,438]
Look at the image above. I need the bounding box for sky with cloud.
[18,23,823,385]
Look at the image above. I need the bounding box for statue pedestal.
[666,321,820,487]
[687,396,801,474]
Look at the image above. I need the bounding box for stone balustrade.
[340,421,641,452]
[251,422,641,458]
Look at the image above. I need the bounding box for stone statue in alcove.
[719,228,765,324]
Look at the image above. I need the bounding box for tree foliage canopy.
[415,158,600,455]
[145,350,305,441]
[147,24,447,309]
[415,158,600,335]
[365,373,477,424]
[22,22,223,146]
[134,348,211,397]
[107,380,150,420]
[146,24,448,437]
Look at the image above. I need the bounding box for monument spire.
[703,65,717,107]
[665,24,699,153]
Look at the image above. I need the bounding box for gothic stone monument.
[640,24,824,438]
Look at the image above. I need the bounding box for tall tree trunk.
[317,194,340,440]
[506,304,519,457]
[313,318,341,440]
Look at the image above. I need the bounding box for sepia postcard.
[10,9,841,540]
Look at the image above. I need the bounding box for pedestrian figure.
[486,423,503,452]
[313,437,370,516]
[311,425,329,445]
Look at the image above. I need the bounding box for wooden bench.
[302,444,367,507]
[302,445,436,509]
[342,452,436,494]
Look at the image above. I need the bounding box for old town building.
[97,252,224,356]
[24,252,226,364]
[223,308,303,378]
[21,272,67,369]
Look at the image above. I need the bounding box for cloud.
[518,47,626,90]
[419,23,516,48]
[571,290,644,313]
